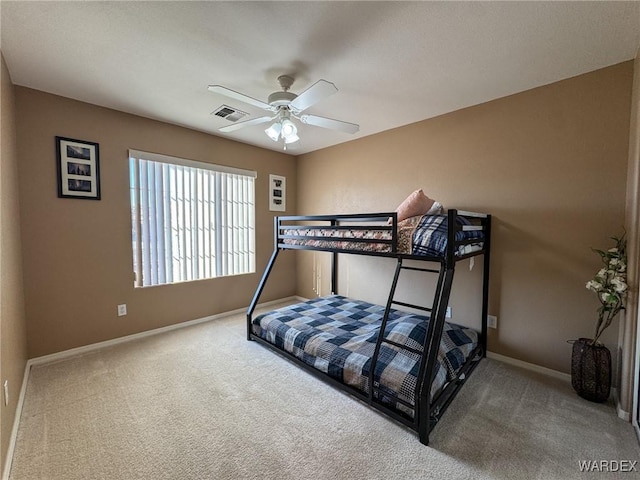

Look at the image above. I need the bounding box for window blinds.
[129,150,256,287]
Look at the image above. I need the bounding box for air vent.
[211,105,249,122]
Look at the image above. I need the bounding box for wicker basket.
[570,338,611,403]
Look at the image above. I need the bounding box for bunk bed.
[246,209,491,445]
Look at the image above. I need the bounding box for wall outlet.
[3,380,8,406]
[117,304,127,316]
[487,315,498,329]
[446,306,452,318]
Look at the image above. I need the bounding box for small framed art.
[56,136,101,200]
[269,174,285,212]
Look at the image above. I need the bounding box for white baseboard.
[29,296,300,367]
[487,351,572,382]
[1,358,30,480]
[612,387,631,421]
[1,296,300,480]
[488,353,633,421]
[617,403,631,421]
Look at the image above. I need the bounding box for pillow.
[426,201,443,215]
[393,189,436,223]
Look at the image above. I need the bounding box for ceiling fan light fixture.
[266,116,299,144]
[283,132,299,144]
[265,122,281,142]
[281,118,297,138]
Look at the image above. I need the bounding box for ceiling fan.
[208,75,359,148]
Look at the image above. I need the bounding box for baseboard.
[1,296,300,480]
[29,296,300,367]
[487,351,571,382]
[2,358,31,480]
[617,402,631,421]
[487,353,633,422]
[612,387,630,420]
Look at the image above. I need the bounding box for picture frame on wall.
[269,174,285,212]
[56,136,101,200]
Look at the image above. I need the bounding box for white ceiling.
[1,1,639,155]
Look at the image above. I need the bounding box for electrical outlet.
[3,380,8,406]
[117,304,127,316]
[446,306,452,318]
[487,315,498,329]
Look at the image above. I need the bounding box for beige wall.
[0,53,28,475]
[16,88,297,358]
[296,62,634,374]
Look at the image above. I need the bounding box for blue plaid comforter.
[411,214,484,257]
[252,295,478,418]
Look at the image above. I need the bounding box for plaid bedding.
[252,295,478,418]
[412,214,484,257]
[281,214,484,258]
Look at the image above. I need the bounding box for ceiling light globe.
[281,119,297,137]
[265,123,281,142]
[284,133,300,144]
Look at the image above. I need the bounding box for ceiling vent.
[211,105,249,122]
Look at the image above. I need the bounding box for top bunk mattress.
[280,213,484,258]
[251,295,478,419]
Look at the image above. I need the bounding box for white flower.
[589,235,627,344]
[611,276,628,293]
[586,280,603,292]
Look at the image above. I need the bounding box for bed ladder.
[368,258,449,423]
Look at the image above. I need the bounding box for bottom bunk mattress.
[251,295,478,418]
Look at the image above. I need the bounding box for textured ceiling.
[1,1,639,155]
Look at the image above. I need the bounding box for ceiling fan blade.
[299,114,360,134]
[289,80,338,113]
[208,85,273,111]
[218,115,274,133]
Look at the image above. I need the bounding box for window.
[129,150,256,287]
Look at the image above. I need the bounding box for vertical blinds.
[129,150,256,287]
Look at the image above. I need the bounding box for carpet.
[9,304,640,479]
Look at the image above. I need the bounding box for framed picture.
[269,174,285,212]
[56,136,101,200]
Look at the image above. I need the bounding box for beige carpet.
[9,304,640,480]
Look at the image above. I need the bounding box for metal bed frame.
[247,209,491,445]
